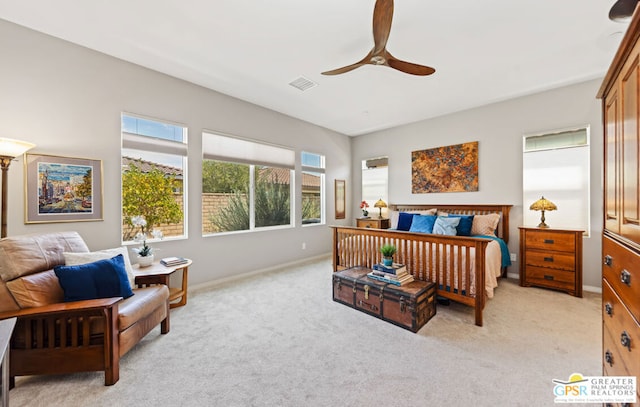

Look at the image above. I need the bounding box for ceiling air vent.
[289,76,317,91]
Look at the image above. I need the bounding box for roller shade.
[203,132,294,169]
[122,132,187,156]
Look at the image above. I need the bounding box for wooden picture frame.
[24,153,103,223]
[335,179,345,219]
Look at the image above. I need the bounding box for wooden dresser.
[519,227,583,297]
[356,218,389,229]
[598,8,640,401]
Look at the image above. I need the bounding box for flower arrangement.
[360,200,369,217]
[131,215,163,257]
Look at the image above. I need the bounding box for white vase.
[137,254,154,267]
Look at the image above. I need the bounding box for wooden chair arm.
[0,297,122,320]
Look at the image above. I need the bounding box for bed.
[331,204,512,326]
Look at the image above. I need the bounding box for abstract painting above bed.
[411,141,479,193]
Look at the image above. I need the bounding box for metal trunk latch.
[400,296,406,313]
[364,285,370,300]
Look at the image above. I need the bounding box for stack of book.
[367,263,414,286]
[160,257,189,267]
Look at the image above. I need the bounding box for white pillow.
[64,247,136,288]
[389,211,400,229]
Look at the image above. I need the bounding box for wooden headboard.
[388,204,513,243]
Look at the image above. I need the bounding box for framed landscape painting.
[411,141,479,193]
[24,153,103,223]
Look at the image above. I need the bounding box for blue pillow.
[433,216,460,236]
[397,212,415,231]
[447,214,474,236]
[409,215,437,233]
[54,254,134,302]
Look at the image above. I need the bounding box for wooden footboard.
[332,226,490,326]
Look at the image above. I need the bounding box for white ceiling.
[0,0,628,136]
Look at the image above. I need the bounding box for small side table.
[133,259,192,308]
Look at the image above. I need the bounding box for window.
[202,131,294,235]
[121,114,187,242]
[301,152,325,225]
[523,126,590,235]
[362,156,388,215]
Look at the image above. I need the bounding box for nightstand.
[519,226,583,297]
[356,218,390,229]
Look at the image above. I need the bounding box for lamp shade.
[529,196,557,212]
[0,138,36,158]
[374,199,387,209]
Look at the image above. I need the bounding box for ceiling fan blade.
[609,0,639,21]
[321,62,368,76]
[372,0,394,54]
[387,54,435,76]
[321,51,374,75]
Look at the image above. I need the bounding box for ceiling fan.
[609,0,639,22]
[322,0,435,76]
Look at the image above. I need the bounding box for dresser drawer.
[603,236,640,322]
[524,250,576,271]
[358,219,380,228]
[524,230,576,252]
[603,279,640,379]
[523,266,575,291]
[603,327,632,377]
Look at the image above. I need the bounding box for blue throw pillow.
[433,216,460,236]
[409,215,437,233]
[447,214,474,236]
[54,254,134,302]
[396,212,415,231]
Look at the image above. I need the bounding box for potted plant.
[380,244,396,266]
[131,215,163,267]
[360,200,369,217]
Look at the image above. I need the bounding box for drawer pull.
[605,303,613,316]
[543,257,554,262]
[605,350,614,366]
[603,255,612,267]
[621,331,631,351]
[543,239,554,244]
[544,275,554,281]
[620,269,631,286]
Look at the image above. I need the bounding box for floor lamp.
[0,138,35,238]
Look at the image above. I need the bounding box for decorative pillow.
[409,215,437,233]
[54,254,134,302]
[389,211,400,229]
[447,214,475,236]
[6,270,64,308]
[64,247,135,288]
[471,213,501,236]
[433,216,460,236]
[419,208,438,216]
[396,212,415,231]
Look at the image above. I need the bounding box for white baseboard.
[189,252,331,294]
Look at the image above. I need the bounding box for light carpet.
[9,256,601,407]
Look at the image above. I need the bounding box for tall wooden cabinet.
[598,9,640,403]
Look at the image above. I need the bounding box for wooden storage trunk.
[332,267,436,332]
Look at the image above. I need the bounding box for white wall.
[0,20,352,286]
[352,79,603,290]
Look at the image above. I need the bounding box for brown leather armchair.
[0,231,170,386]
